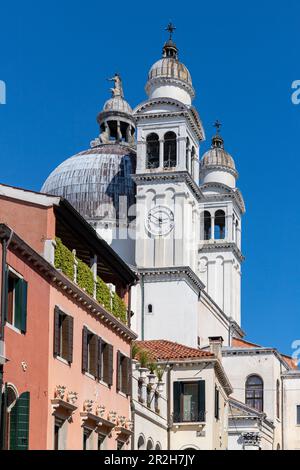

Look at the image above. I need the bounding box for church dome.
[103,95,133,114]
[145,26,195,106]
[41,144,136,221]
[41,74,136,224]
[200,131,238,188]
[148,57,192,87]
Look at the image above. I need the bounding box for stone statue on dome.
[108,73,124,98]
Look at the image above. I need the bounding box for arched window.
[186,137,190,171]
[245,375,264,412]
[164,132,177,168]
[146,133,159,169]
[202,211,211,240]
[276,380,280,419]
[191,146,196,177]
[147,439,154,450]
[215,210,226,240]
[137,435,145,450]
[155,442,162,450]
[147,304,153,314]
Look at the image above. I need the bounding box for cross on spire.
[213,120,222,135]
[165,22,176,40]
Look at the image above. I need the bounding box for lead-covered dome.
[41,145,136,221]
[145,34,195,105]
[200,133,238,188]
[41,73,136,224]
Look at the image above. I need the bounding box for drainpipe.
[281,364,284,450]
[167,365,172,450]
[0,230,13,449]
[140,274,145,340]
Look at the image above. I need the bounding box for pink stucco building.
[0,183,137,450]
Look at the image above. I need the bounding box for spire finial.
[165,22,176,40]
[212,120,224,149]
[213,120,222,135]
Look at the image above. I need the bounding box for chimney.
[208,336,224,360]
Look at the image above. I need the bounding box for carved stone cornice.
[133,171,204,202]
[138,266,205,295]
[145,76,195,98]
[133,98,205,141]
[198,241,245,263]
[200,183,245,214]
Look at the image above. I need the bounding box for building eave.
[0,224,137,341]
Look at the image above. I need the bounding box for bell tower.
[132,26,206,347]
[198,123,245,325]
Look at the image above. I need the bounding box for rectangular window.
[6,270,27,333]
[173,380,205,423]
[100,341,113,384]
[83,428,93,450]
[54,417,64,450]
[117,352,131,395]
[117,440,125,450]
[54,307,73,363]
[215,386,220,420]
[82,329,113,384]
[98,433,106,450]
[297,405,300,425]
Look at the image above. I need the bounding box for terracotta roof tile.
[232,338,262,349]
[135,340,214,361]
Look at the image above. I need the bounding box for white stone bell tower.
[197,122,245,325]
[132,25,206,347]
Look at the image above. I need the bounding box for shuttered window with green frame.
[9,392,30,450]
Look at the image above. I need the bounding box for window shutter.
[82,327,88,373]
[89,334,98,377]
[10,392,30,450]
[3,265,8,322]
[126,357,132,396]
[215,387,220,420]
[198,380,206,422]
[15,279,23,330]
[107,344,114,387]
[116,351,121,391]
[53,307,60,357]
[173,382,181,423]
[97,337,103,380]
[121,355,128,395]
[20,280,28,333]
[66,315,74,364]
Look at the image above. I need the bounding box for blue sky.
[0,1,300,356]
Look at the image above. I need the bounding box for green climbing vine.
[54,237,75,280]
[54,237,128,324]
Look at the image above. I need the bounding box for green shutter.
[66,315,74,364]
[10,392,30,450]
[173,382,181,423]
[97,337,102,380]
[82,327,88,373]
[198,380,206,422]
[107,344,114,386]
[3,265,9,322]
[14,279,27,333]
[116,351,121,391]
[53,307,60,357]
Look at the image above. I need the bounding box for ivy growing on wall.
[54,237,75,280]
[54,237,128,324]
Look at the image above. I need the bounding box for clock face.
[146,205,175,237]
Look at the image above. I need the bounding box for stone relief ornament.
[96,404,106,417]
[83,399,94,413]
[108,410,118,423]
[55,385,66,400]
[118,415,127,427]
[67,391,78,405]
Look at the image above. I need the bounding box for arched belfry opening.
[146,133,160,169]
[215,210,226,240]
[164,131,177,168]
